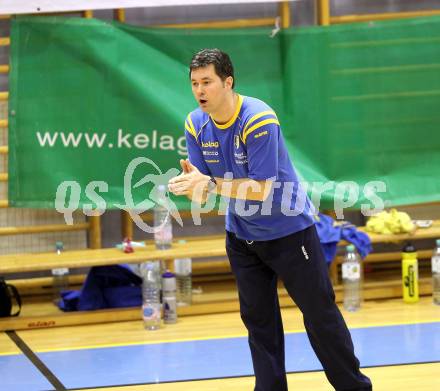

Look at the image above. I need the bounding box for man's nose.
[196,85,204,95]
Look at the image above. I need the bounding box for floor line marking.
[342,318,440,330]
[6,330,66,390]
[0,351,22,356]
[21,319,440,355]
[63,361,440,390]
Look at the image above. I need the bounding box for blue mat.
[2,322,439,390]
[30,322,440,389]
[0,353,53,391]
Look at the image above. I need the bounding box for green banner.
[282,16,440,209]
[8,16,440,212]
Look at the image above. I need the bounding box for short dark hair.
[189,48,235,88]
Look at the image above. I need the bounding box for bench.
[2,220,439,275]
[0,234,232,331]
[0,221,438,331]
[330,220,440,284]
[0,235,226,275]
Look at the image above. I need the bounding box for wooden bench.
[329,220,440,284]
[0,235,226,275]
[2,220,438,276]
[0,221,438,331]
[0,235,232,331]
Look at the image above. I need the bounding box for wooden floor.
[15,296,439,351]
[3,296,438,391]
[83,363,440,391]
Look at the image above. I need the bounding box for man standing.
[168,48,372,391]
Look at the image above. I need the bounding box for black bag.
[0,277,21,317]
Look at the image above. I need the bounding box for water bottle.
[162,270,177,324]
[342,244,362,312]
[431,239,440,305]
[154,184,173,249]
[174,240,192,306]
[402,243,419,304]
[51,242,69,301]
[141,262,162,330]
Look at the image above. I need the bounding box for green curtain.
[8,15,440,211]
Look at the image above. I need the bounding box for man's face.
[190,64,233,114]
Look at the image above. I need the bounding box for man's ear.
[224,76,234,90]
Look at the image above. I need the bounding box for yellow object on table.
[401,243,419,303]
[366,209,415,234]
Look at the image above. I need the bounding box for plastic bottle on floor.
[431,239,440,305]
[174,240,192,306]
[342,244,362,312]
[162,270,177,324]
[402,243,419,304]
[51,241,69,302]
[154,184,172,249]
[142,262,161,330]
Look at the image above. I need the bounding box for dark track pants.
[226,225,372,391]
